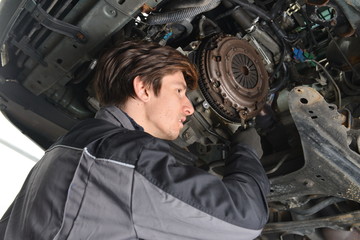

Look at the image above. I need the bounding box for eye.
[177,89,182,94]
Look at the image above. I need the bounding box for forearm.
[133,138,270,239]
[222,143,270,229]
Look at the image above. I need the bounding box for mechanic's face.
[145,71,194,140]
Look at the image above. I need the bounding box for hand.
[232,127,263,159]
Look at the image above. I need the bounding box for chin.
[155,132,178,141]
[166,135,178,141]
[166,131,180,141]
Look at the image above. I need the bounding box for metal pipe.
[290,197,345,216]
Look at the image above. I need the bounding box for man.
[0,41,269,240]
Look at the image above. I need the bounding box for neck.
[120,98,148,132]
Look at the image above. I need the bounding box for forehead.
[161,71,187,88]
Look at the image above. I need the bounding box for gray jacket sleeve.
[0,120,269,240]
[132,138,270,240]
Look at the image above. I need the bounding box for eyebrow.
[173,81,187,89]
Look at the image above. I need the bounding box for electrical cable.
[299,7,318,51]
[228,0,298,42]
[305,59,342,110]
[226,0,295,92]
[266,153,289,174]
[269,63,288,94]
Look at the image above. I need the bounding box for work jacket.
[0,106,270,240]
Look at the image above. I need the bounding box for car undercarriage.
[0,0,359,239]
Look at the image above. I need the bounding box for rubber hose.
[269,63,288,94]
[270,0,286,19]
[268,35,288,94]
[270,21,298,42]
[228,0,271,21]
[147,0,221,25]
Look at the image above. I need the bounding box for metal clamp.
[286,2,302,16]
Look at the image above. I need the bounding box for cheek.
[153,96,180,124]
[162,102,177,117]
[156,108,174,126]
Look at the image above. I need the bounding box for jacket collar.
[94,106,143,131]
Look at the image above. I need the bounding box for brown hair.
[93,40,198,106]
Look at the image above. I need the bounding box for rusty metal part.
[263,211,360,235]
[141,4,155,13]
[197,35,268,122]
[268,86,360,203]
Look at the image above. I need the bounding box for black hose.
[223,1,261,33]
[269,62,288,94]
[214,6,239,21]
[230,0,271,21]
[291,197,345,216]
[147,0,221,25]
[268,35,288,94]
[270,21,298,42]
[269,0,286,19]
[299,7,318,51]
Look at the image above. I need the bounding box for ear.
[133,76,151,102]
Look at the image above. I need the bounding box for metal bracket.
[263,210,360,236]
[24,0,87,43]
[1,43,9,67]
[11,37,47,66]
[268,86,360,203]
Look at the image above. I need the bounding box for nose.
[183,96,194,116]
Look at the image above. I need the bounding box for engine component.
[197,35,268,122]
[146,0,221,25]
[306,2,338,28]
[25,1,87,43]
[327,37,360,73]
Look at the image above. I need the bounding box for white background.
[0,113,43,217]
